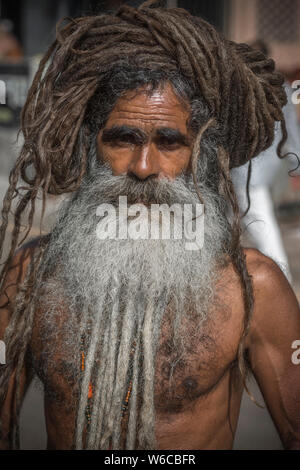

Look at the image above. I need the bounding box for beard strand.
[35,159,230,449]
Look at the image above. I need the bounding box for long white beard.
[36,163,230,449]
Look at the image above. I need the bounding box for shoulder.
[217,248,286,302]
[244,248,292,294]
[245,247,286,278]
[1,235,49,307]
[0,235,50,338]
[243,248,300,346]
[7,235,48,279]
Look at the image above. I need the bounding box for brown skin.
[1,84,300,450]
[97,84,193,180]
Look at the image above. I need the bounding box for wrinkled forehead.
[104,83,191,134]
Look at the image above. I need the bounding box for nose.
[128,144,160,181]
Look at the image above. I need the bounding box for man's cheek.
[103,149,133,175]
[161,152,191,178]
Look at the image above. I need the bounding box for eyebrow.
[101,125,190,147]
[154,127,190,147]
[101,125,147,145]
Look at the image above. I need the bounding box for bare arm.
[0,240,39,449]
[246,250,300,450]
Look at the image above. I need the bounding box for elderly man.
[0,0,300,450]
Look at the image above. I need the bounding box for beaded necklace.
[80,333,136,431]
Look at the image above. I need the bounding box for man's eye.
[118,138,133,145]
[111,137,136,147]
[158,140,180,150]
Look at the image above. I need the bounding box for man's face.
[97,83,193,181]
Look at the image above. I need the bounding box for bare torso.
[29,255,246,450]
[2,241,300,450]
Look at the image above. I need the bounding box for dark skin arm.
[0,239,39,449]
[246,250,300,450]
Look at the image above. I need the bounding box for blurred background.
[0,0,299,450]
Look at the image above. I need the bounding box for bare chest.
[30,307,243,417]
[154,317,242,414]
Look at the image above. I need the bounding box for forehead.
[104,83,190,133]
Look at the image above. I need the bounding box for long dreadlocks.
[0,0,288,449]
